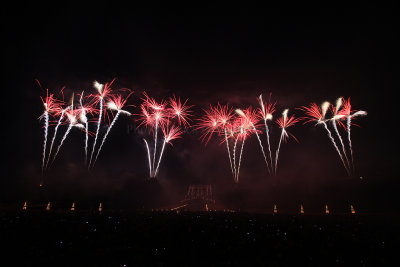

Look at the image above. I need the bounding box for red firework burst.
[137,92,169,133]
[197,105,220,144]
[41,90,63,115]
[258,94,276,121]
[299,103,324,124]
[276,111,299,142]
[95,79,115,100]
[65,107,81,125]
[168,96,192,127]
[142,92,167,111]
[107,91,134,114]
[162,124,183,144]
[215,103,234,126]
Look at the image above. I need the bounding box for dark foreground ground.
[0,211,398,266]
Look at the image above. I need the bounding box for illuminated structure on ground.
[169,185,217,211]
[184,185,214,203]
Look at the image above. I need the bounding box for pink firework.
[90,92,133,168]
[45,103,70,171]
[276,111,299,142]
[142,92,167,111]
[274,109,299,175]
[154,124,183,177]
[335,97,358,129]
[107,92,134,115]
[168,96,192,127]
[214,104,235,178]
[163,124,183,144]
[40,90,63,173]
[257,94,276,172]
[300,101,350,175]
[197,105,220,144]
[51,107,84,166]
[138,93,169,131]
[299,102,326,124]
[236,107,270,173]
[330,97,351,174]
[138,92,191,178]
[258,94,276,121]
[41,93,63,115]
[140,93,168,172]
[337,97,367,173]
[239,108,261,132]
[89,79,115,168]
[91,79,115,104]
[216,103,234,126]
[77,92,98,165]
[137,104,154,129]
[232,113,256,183]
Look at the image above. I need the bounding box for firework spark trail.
[251,123,270,173]
[89,80,111,168]
[89,97,103,168]
[236,108,270,176]
[346,111,367,173]
[51,122,73,166]
[153,120,158,172]
[153,125,183,177]
[91,93,133,169]
[91,111,121,168]
[140,93,167,173]
[45,107,69,170]
[224,127,235,178]
[84,119,89,164]
[154,140,167,177]
[332,97,351,170]
[144,139,153,177]
[41,111,49,174]
[332,119,351,173]
[236,137,246,183]
[264,120,273,174]
[232,135,240,180]
[258,94,275,174]
[300,101,354,175]
[274,129,284,176]
[79,93,89,165]
[322,122,351,175]
[336,97,366,174]
[331,97,352,173]
[346,116,354,173]
[40,89,63,173]
[150,124,183,177]
[274,109,299,175]
[138,93,186,178]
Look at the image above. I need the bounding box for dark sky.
[2,3,398,211]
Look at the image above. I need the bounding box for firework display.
[274,109,299,175]
[137,93,191,178]
[38,80,133,175]
[50,105,84,166]
[88,80,114,168]
[197,97,299,183]
[90,93,133,168]
[300,97,367,175]
[257,94,276,174]
[39,88,63,173]
[39,83,367,181]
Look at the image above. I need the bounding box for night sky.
[2,3,398,211]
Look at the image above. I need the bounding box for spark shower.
[39,79,367,183]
